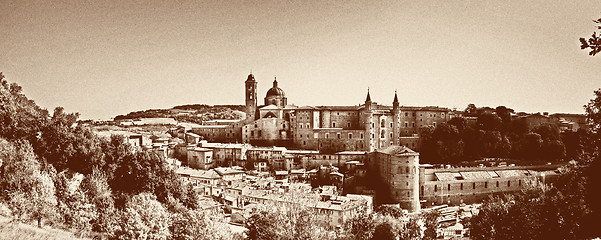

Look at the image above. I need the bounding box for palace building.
[239,73,451,152]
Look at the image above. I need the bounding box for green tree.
[465,104,477,116]
[0,139,58,227]
[246,204,333,240]
[171,208,233,240]
[579,16,601,56]
[421,210,440,240]
[477,113,502,131]
[115,193,171,240]
[0,73,49,142]
[341,213,375,240]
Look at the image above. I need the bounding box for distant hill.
[113,104,246,124]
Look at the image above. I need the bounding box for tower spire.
[393,90,399,104]
[365,88,372,102]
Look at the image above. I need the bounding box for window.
[434,185,438,192]
[371,122,374,128]
[485,182,488,188]
[421,186,424,195]
[348,133,353,139]
[381,130,385,138]
[390,122,393,128]
[325,133,329,139]
[406,167,409,173]
[398,167,402,174]
[300,134,303,138]
[496,181,499,187]
[337,133,341,139]
[405,122,408,128]
[306,123,310,129]
[508,181,511,187]
[390,133,393,138]
[360,133,364,139]
[347,122,351,128]
[448,184,451,191]
[332,122,336,128]
[473,183,476,189]
[460,183,463,190]
[405,112,408,117]
[433,122,436,127]
[519,180,522,186]
[300,124,303,129]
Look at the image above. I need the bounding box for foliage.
[420,104,568,164]
[421,210,440,240]
[54,172,98,237]
[0,139,58,227]
[580,16,601,56]
[0,73,207,238]
[170,208,233,240]
[114,193,171,240]
[0,73,49,142]
[246,204,334,240]
[341,211,423,240]
[470,173,592,240]
[374,205,405,218]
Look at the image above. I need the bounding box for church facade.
[240,73,452,152]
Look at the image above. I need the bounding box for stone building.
[365,145,560,212]
[239,73,451,152]
[367,145,421,212]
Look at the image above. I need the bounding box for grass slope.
[0,216,84,240]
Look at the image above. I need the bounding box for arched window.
[381,130,385,138]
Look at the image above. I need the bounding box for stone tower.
[245,73,257,120]
[392,91,400,145]
[368,146,421,212]
[361,89,375,152]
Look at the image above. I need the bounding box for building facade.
[237,73,452,152]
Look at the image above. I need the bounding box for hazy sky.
[1,0,600,120]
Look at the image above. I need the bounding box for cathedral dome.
[266,78,285,97]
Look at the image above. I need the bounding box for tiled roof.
[377,145,417,155]
[435,172,462,181]
[459,171,493,180]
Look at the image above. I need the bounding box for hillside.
[113,104,246,124]
[0,216,85,240]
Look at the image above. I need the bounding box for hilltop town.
[82,73,588,239]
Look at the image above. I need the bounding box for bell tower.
[245,73,257,120]
[392,90,400,145]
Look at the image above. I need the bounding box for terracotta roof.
[377,145,417,155]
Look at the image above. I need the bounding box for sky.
[1,0,600,120]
